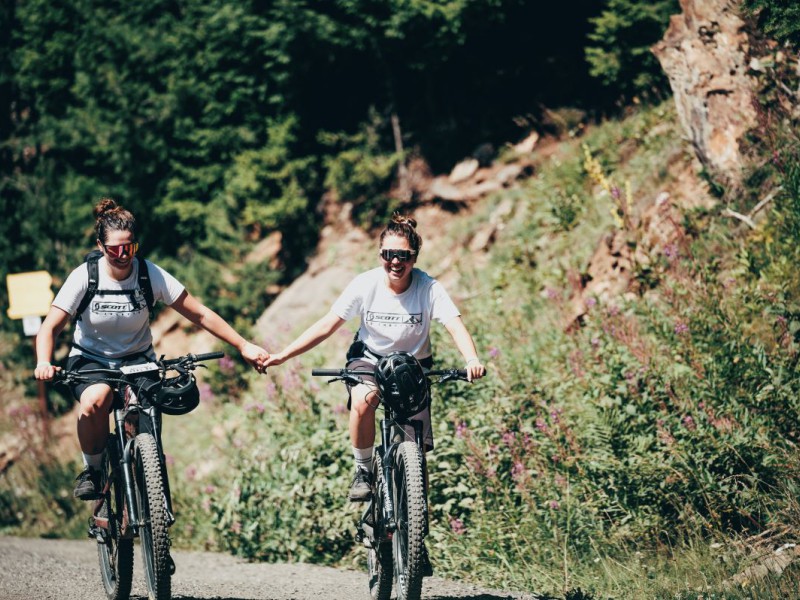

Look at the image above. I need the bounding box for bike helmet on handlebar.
[375,352,429,418]
[154,372,200,416]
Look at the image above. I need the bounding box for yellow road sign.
[6,271,54,319]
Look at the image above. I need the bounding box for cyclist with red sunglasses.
[34,198,269,500]
[264,213,485,502]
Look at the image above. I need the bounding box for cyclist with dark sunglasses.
[264,212,485,502]
[34,197,269,500]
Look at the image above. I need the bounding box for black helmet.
[154,372,200,416]
[375,352,429,418]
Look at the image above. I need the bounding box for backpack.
[73,250,155,322]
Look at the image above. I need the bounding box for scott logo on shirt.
[367,312,422,325]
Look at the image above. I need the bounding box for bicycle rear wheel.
[96,453,134,600]
[367,452,393,600]
[134,433,171,600]
[391,441,426,600]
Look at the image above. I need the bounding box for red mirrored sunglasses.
[103,242,139,259]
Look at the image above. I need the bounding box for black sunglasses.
[380,249,416,262]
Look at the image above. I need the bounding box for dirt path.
[0,535,529,600]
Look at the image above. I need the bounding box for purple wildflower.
[198,382,214,401]
[545,287,559,300]
[219,355,235,372]
[549,500,560,510]
[611,186,621,200]
[455,421,469,438]
[585,297,597,309]
[663,243,678,259]
[511,462,525,480]
[535,418,548,433]
[590,337,600,349]
[682,415,696,431]
[674,321,689,336]
[488,346,500,359]
[502,431,516,447]
[449,517,466,535]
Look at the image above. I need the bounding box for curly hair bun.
[391,212,417,229]
[93,197,119,219]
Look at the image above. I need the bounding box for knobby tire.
[367,452,393,600]
[392,441,426,600]
[134,433,171,600]
[97,454,134,600]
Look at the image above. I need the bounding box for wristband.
[465,358,480,366]
[36,361,52,368]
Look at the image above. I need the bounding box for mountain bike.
[53,351,223,600]
[312,355,469,600]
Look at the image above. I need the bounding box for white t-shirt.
[331,267,460,359]
[53,257,185,361]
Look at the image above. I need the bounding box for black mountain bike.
[53,351,223,600]
[312,355,469,600]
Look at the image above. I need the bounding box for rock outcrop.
[652,0,758,190]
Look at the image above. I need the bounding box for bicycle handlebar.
[47,352,226,383]
[311,367,469,381]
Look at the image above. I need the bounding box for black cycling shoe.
[73,467,101,500]
[348,468,373,502]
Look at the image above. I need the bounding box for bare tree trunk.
[391,111,411,201]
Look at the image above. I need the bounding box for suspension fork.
[379,419,397,532]
[114,408,140,530]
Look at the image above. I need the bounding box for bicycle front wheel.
[134,433,171,600]
[391,441,426,600]
[97,452,134,600]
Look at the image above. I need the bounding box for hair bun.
[391,212,417,229]
[93,197,119,219]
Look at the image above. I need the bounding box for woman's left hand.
[240,342,270,373]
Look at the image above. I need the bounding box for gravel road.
[0,536,529,600]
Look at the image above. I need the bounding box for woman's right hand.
[263,352,287,368]
[34,363,60,381]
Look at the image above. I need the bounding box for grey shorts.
[346,358,434,451]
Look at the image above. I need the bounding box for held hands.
[263,352,288,369]
[240,342,270,374]
[465,358,486,382]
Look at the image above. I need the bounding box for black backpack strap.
[137,256,155,319]
[74,252,101,322]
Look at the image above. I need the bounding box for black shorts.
[66,353,156,404]
[345,355,435,451]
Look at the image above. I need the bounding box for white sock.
[82,452,104,471]
[352,446,373,473]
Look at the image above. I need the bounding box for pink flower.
[455,421,469,438]
[511,462,525,480]
[449,517,466,535]
[674,321,689,335]
[488,346,500,359]
[549,500,560,510]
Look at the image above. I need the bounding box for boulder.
[652,0,758,190]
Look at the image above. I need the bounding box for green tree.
[743,0,800,47]
[585,0,679,102]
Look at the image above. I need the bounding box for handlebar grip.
[311,369,344,377]
[193,351,225,362]
[456,370,468,378]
